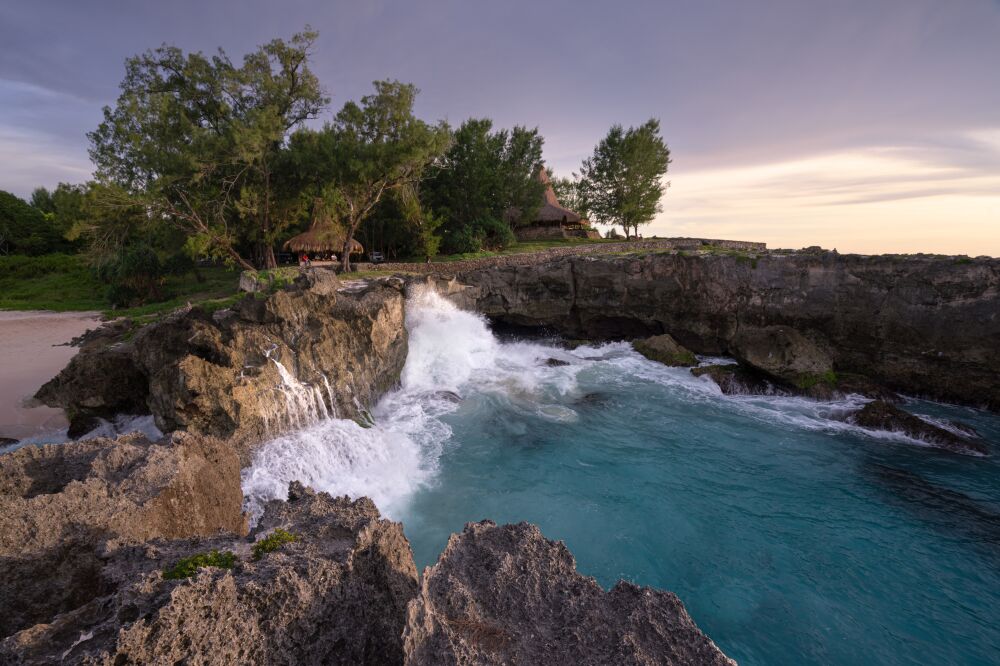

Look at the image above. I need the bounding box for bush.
[163,550,237,580]
[440,227,483,254]
[476,217,515,251]
[252,528,299,560]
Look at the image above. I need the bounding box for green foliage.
[163,550,237,580]
[0,254,105,311]
[578,119,671,239]
[289,80,450,270]
[794,370,839,390]
[0,190,70,255]
[89,28,328,270]
[439,216,515,254]
[252,529,300,560]
[424,118,545,252]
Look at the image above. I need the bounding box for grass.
[394,237,616,264]
[252,529,299,560]
[163,550,237,580]
[0,253,243,320]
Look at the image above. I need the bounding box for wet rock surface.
[36,270,408,463]
[0,432,244,638]
[691,364,787,396]
[634,333,698,367]
[729,325,833,388]
[435,251,1000,410]
[1,483,419,665]
[402,520,736,665]
[849,400,989,456]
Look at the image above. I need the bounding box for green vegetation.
[577,119,671,240]
[252,529,299,560]
[163,550,237,580]
[3,28,675,313]
[794,370,839,390]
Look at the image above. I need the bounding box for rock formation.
[36,270,408,462]
[425,251,1000,410]
[403,520,735,665]
[633,333,698,367]
[0,431,244,638]
[1,482,419,665]
[849,400,988,456]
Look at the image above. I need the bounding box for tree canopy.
[578,119,671,239]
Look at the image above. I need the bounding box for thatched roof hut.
[283,199,364,255]
[532,167,582,225]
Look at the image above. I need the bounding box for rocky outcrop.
[691,364,786,396]
[0,432,244,638]
[729,325,834,388]
[849,400,988,456]
[37,270,408,462]
[1,483,419,665]
[633,333,697,367]
[403,520,735,665]
[430,251,1000,409]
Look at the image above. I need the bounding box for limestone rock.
[691,364,786,396]
[849,400,988,456]
[729,325,834,388]
[0,432,244,638]
[402,520,735,665]
[634,333,698,367]
[1,485,419,665]
[447,252,1000,410]
[36,276,408,463]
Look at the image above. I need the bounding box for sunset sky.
[1,0,998,255]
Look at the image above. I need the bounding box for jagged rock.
[544,357,571,367]
[0,432,244,638]
[849,400,988,456]
[691,364,787,396]
[444,252,1000,410]
[402,520,735,665]
[36,276,408,463]
[1,484,419,665]
[729,325,834,388]
[633,333,697,366]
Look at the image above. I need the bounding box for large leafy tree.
[291,80,450,271]
[578,119,671,239]
[0,190,66,255]
[89,29,327,270]
[423,119,545,253]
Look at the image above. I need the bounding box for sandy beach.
[0,310,101,441]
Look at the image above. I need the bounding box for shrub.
[252,529,299,560]
[163,550,237,580]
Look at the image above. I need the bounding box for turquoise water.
[245,288,1000,665]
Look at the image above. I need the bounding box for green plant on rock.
[163,550,237,580]
[252,528,300,560]
[794,369,838,390]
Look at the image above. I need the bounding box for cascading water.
[242,284,1000,666]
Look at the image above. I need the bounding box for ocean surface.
[243,287,1000,665]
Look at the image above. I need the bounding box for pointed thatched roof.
[283,199,364,254]
[534,167,582,224]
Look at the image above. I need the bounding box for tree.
[89,29,327,270]
[423,119,545,253]
[547,170,587,219]
[577,119,670,239]
[0,190,64,255]
[291,80,450,271]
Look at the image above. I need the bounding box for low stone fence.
[352,237,766,275]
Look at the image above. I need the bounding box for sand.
[0,310,101,441]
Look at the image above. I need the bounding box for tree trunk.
[260,244,278,270]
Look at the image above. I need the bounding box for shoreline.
[0,310,101,441]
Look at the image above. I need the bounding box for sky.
[1,0,998,255]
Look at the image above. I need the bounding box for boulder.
[1,484,419,665]
[691,364,787,396]
[402,520,735,665]
[633,334,698,367]
[0,432,245,638]
[729,325,834,388]
[36,277,408,463]
[849,400,988,456]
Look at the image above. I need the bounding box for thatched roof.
[283,199,364,254]
[534,167,582,224]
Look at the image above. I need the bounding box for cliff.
[36,270,408,462]
[426,250,1000,410]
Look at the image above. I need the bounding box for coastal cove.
[3,249,999,664]
[243,287,1000,665]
